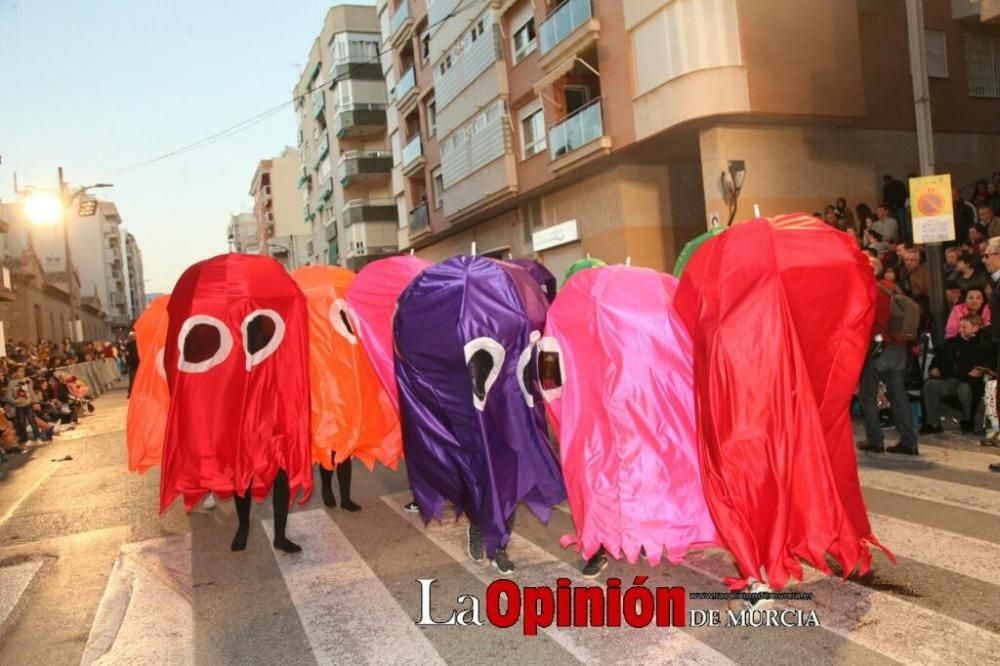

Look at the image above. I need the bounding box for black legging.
[319,459,360,511]
[231,468,299,552]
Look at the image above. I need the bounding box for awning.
[533,56,579,96]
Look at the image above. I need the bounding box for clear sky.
[0,0,375,293]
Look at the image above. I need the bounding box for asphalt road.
[1,387,999,665]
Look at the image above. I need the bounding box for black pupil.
[468,349,495,400]
[340,309,355,337]
[246,315,276,355]
[538,351,562,391]
[183,324,221,364]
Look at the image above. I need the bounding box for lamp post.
[22,168,112,342]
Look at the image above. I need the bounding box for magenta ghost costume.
[346,256,432,410]
[541,265,717,565]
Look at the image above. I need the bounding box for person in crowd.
[987,182,1000,215]
[954,188,978,244]
[864,229,890,256]
[953,252,990,294]
[125,331,139,398]
[6,365,40,445]
[982,237,1000,472]
[921,314,993,435]
[973,179,991,208]
[883,175,908,212]
[873,203,900,243]
[945,287,991,339]
[900,249,929,305]
[980,206,1000,238]
[857,264,919,456]
[835,197,856,233]
[968,225,988,254]
[945,280,963,312]
[944,246,961,283]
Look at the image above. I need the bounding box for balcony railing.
[343,198,398,227]
[394,66,417,104]
[390,1,411,38]
[549,97,604,159]
[539,0,593,54]
[319,176,334,201]
[333,102,388,136]
[313,91,326,118]
[338,150,393,184]
[316,133,330,164]
[402,133,423,168]
[409,202,430,236]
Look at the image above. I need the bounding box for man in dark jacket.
[857,268,919,455]
[920,314,993,434]
[984,238,1000,471]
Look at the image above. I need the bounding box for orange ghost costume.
[291,266,402,471]
[126,294,171,473]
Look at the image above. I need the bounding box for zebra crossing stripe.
[261,509,446,666]
[80,535,193,666]
[0,559,43,629]
[381,492,733,665]
[858,467,1000,516]
[869,512,1000,587]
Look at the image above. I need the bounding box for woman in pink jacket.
[946,287,991,339]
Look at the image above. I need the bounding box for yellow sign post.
[909,174,954,244]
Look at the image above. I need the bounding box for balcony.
[298,164,311,189]
[303,203,314,223]
[394,66,418,115]
[312,91,326,119]
[548,98,611,173]
[319,175,335,202]
[343,198,398,227]
[401,133,425,178]
[389,1,414,49]
[538,0,600,71]
[409,202,430,238]
[262,184,272,202]
[338,150,393,187]
[315,132,330,169]
[333,102,388,138]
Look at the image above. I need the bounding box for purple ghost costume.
[393,255,566,557]
[508,258,557,304]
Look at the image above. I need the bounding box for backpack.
[876,283,920,342]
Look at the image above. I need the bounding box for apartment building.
[293,4,398,271]
[250,148,310,271]
[227,212,260,254]
[377,0,1000,278]
[124,231,146,321]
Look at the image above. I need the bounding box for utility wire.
[109,0,488,177]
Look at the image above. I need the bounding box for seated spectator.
[981,205,1000,238]
[954,252,989,293]
[835,197,856,233]
[968,225,987,252]
[865,229,889,255]
[883,266,898,284]
[921,314,994,434]
[944,246,961,282]
[945,280,963,310]
[946,287,992,339]
[900,249,929,299]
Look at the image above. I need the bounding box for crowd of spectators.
[0,338,130,463]
[827,171,1000,450]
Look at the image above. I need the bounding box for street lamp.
[21,168,114,342]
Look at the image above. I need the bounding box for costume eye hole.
[537,336,565,402]
[464,337,505,411]
[241,309,286,370]
[156,349,166,380]
[517,331,542,407]
[329,299,358,345]
[177,315,233,373]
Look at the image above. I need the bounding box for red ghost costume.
[126,294,170,473]
[291,265,402,471]
[159,254,312,512]
[674,214,893,591]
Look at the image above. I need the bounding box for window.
[519,101,546,159]
[564,85,591,114]
[966,34,1000,98]
[426,99,437,136]
[512,19,536,63]
[925,30,948,79]
[432,168,444,209]
[421,31,431,64]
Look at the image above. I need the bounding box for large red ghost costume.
[674,214,893,591]
[159,254,312,512]
[126,294,170,473]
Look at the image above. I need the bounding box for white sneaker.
[744,579,774,611]
[202,494,217,510]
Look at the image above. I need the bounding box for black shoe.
[273,537,302,554]
[856,440,885,453]
[887,442,919,456]
[989,463,1000,473]
[231,529,249,552]
[582,552,608,578]
[467,524,484,563]
[492,548,515,574]
[403,500,420,513]
[960,420,974,434]
[340,498,361,512]
[919,423,943,435]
